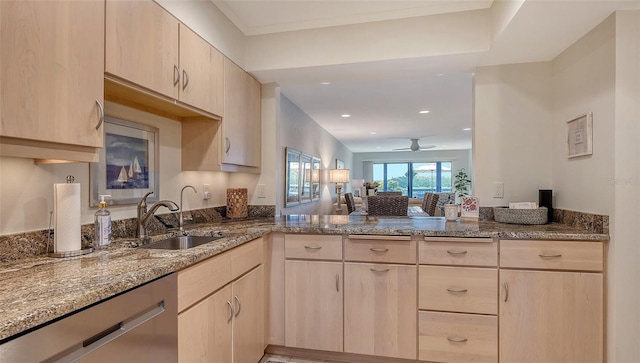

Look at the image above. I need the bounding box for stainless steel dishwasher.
[0,273,177,363]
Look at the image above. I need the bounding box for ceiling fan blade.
[419,145,436,150]
[391,147,411,151]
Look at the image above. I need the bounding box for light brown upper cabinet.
[105,0,223,118]
[0,0,105,162]
[222,58,262,168]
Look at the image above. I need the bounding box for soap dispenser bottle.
[95,194,112,248]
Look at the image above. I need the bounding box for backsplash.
[0,205,275,262]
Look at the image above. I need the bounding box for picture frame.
[90,116,159,206]
[567,112,593,158]
[285,147,301,207]
[336,159,345,169]
[460,195,479,220]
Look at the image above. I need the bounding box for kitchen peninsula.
[0,214,607,362]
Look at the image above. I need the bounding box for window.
[372,162,451,198]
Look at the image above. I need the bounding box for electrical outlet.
[257,184,266,198]
[202,184,211,200]
[493,182,504,198]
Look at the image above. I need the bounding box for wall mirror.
[300,153,312,203]
[312,157,321,201]
[286,148,301,206]
[285,147,322,207]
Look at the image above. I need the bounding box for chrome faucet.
[136,192,179,240]
[179,185,197,234]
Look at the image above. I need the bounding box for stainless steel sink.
[139,235,223,250]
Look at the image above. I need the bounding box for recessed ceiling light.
[376,147,382,149]
[463,128,471,131]
[341,114,351,118]
[370,131,377,135]
[437,73,445,76]
[321,82,331,85]
[419,110,430,114]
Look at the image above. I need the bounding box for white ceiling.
[213,0,640,153]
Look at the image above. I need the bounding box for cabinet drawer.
[345,235,415,264]
[177,252,231,313]
[419,266,497,315]
[285,234,342,260]
[500,240,604,271]
[419,311,497,363]
[229,237,264,280]
[420,238,496,266]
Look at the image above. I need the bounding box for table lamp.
[330,169,350,213]
[351,179,365,197]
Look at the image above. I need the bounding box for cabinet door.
[500,270,603,363]
[178,285,232,363]
[1,0,104,147]
[222,58,261,167]
[105,0,179,100]
[285,260,343,352]
[344,263,417,360]
[179,24,224,116]
[232,265,265,363]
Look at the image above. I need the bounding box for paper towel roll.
[54,182,81,253]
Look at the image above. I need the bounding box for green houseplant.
[453,168,471,201]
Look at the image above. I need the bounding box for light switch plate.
[257,184,266,198]
[493,182,504,198]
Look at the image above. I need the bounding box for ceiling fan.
[392,138,436,152]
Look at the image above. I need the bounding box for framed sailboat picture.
[90,116,159,206]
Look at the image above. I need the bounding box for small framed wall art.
[460,196,479,220]
[567,112,593,158]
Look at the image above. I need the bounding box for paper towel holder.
[48,175,94,258]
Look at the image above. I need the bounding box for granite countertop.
[0,215,608,342]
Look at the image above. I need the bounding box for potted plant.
[453,168,471,203]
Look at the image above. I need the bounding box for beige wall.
[473,62,554,206]
[473,12,640,360]
[278,95,353,215]
[612,11,640,361]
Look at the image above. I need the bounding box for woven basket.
[226,188,248,219]
[493,207,548,225]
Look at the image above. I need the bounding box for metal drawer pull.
[370,268,390,273]
[304,245,322,250]
[447,337,468,343]
[370,248,389,253]
[95,100,104,130]
[539,253,562,258]
[173,65,180,86]
[182,69,189,90]
[446,288,468,293]
[226,300,234,323]
[446,250,468,255]
[234,295,241,317]
[225,137,231,154]
[336,274,339,292]
[503,282,509,302]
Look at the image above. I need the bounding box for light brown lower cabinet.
[177,237,264,363]
[344,262,417,360]
[419,311,498,363]
[284,260,343,352]
[499,269,603,363]
[178,265,264,363]
[178,284,233,362]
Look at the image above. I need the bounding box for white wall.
[246,9,489,73]
[278,95,353,215]
[473,62,553,206]
[551,15,616,215]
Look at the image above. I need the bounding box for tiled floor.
[260,354,342,363]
